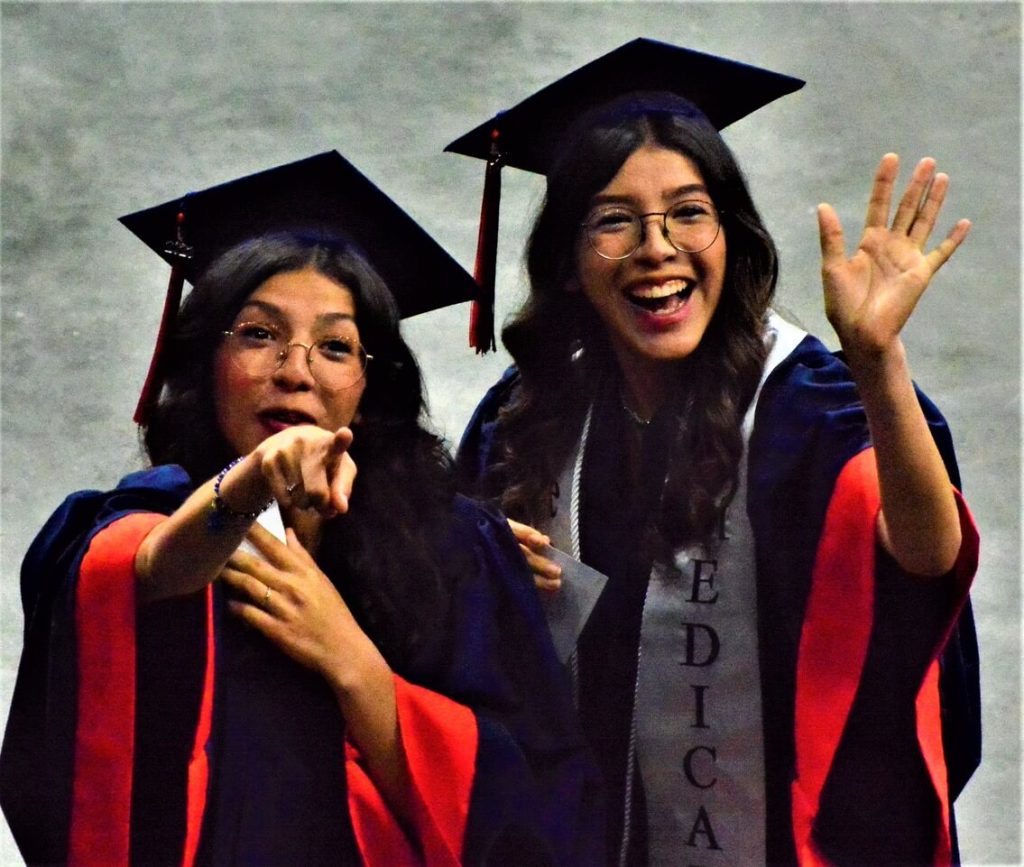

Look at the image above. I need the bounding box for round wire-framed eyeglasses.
[582,199,723,260]
[221,323,372,391]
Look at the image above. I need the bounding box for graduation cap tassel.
[470,129,502,353]
[133,206,193,425]
[132,266,184,424]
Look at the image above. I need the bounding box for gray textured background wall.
[2,2,1019,863]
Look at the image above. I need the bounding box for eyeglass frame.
[220,326,374,392]
[580,199,725,261]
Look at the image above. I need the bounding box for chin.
[223,429,267,458]
[630,333,704,364]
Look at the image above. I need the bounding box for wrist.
[208,456,272,531]
[842,336,909,386]
[327,640,392,702]
[844,339,925,438]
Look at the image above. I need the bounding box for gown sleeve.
[69,511,168,866]
[345,495,604,867]
[0,466,199,867]
[791,451,978,867]
[747,335,981,867]
[454,366,520,498]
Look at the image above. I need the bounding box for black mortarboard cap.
[444,38,804,350]
[446,37,805,175]
[121,150,477,317]
[121,150,479,422]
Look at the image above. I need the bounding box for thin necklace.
[620,393,652,426]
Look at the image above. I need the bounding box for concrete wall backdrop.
[1,2,1019,863]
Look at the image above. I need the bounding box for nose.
[633,214,677,262]
[271,343,316,389]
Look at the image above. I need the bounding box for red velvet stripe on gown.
[791,449,978,867]
[347,676,477,865]
[70,512,166,866]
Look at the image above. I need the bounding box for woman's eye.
[670,201,715,222]
[318,337,356,359]
[591,210,635,232]
[235,323,278,343]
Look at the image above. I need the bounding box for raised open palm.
[817,153,970,360]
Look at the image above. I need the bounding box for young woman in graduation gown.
[1,223,602,865]
[457,90,981,865]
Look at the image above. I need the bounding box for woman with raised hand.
[454,41,980,866]
[0,152,601,867]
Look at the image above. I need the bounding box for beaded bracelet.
[207,456,273,532]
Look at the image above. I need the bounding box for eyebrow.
[235,299,357,329]
[590,183,711,207]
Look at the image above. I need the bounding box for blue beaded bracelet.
[208,457,272,531]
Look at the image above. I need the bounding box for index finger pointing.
[332,426,354,452]
[329,452,357,514]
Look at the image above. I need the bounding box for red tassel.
[133,207,192,425]
[471,129,502,353]
[132,264,185,425]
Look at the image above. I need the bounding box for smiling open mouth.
[626,279,694,314]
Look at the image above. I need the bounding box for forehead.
[598,145,707,199]
[239,267,357,322]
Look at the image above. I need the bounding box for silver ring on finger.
[261,584,272,611]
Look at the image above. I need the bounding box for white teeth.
[630,279,688,299]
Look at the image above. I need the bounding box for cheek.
[566,244,590,294]
[576,249,617,303]
[322,382,365,429]
[701,235,728,307]
[213,352,257,434]
[713,230,728,281]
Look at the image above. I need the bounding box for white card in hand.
[237,500,287,557]
[537,546,608,664]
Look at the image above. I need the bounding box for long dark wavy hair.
[143,232,457,668]
[486,92,779,554]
